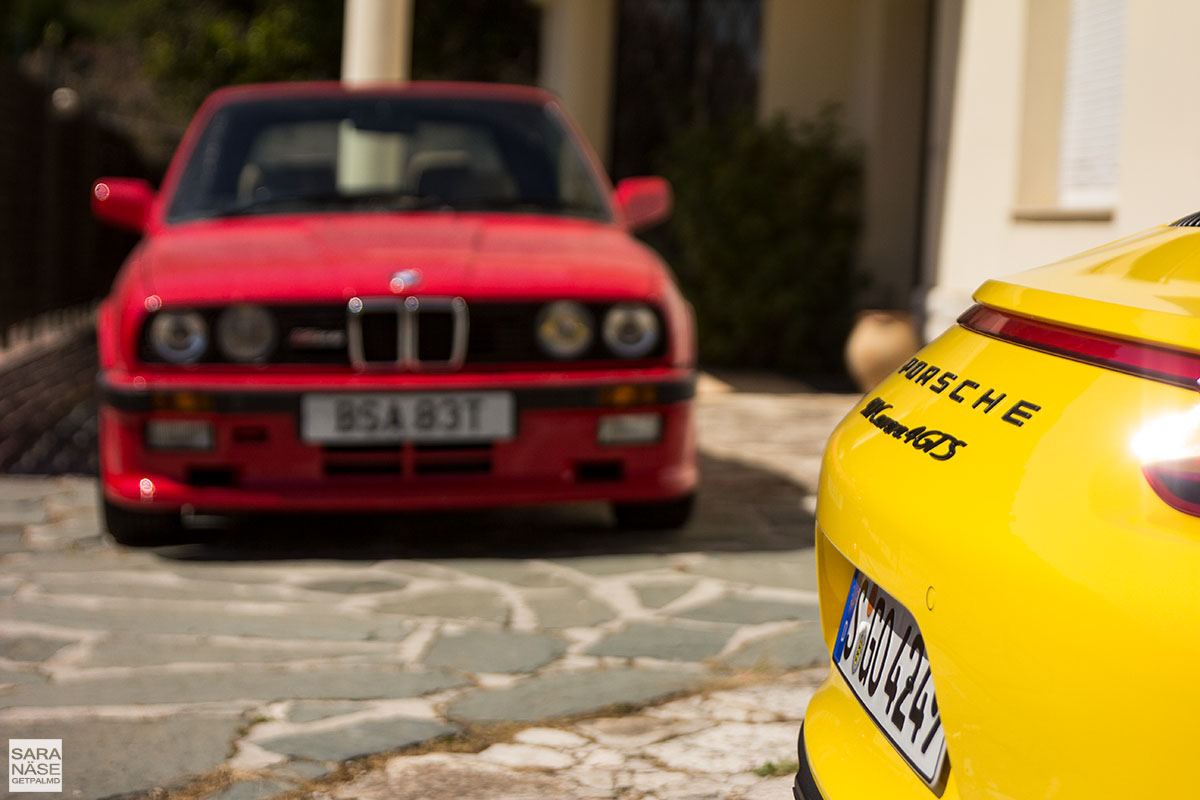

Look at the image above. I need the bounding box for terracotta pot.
[844,310,921,392]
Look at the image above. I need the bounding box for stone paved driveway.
[0,374,858,800]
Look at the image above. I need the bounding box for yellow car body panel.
[803,223,1200,798]
[976,224,1200,348]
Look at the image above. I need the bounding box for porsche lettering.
[896,357,1042,427]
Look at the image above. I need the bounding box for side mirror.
[614,176,673,232]
[92,178,155,233]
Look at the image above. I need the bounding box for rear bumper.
[800,665,957,800]
[792,723,825,800]
[807,319,1200,798]
[99,369,697,513]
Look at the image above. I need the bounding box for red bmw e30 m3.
[91,82,697,545]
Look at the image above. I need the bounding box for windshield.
[166,94,613,224]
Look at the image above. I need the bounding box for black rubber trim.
[99,375,697,413]
[793,722,826,800]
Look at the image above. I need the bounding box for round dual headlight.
[148,311,208,363]
[216,304,277,363]
[603,303,660,358]
[536,300,594,359]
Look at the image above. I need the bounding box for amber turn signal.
[150,392,214,412]
[598,384,658,407]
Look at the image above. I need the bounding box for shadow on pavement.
[703,367,856,395]
[153,451,815,563]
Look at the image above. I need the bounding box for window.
[1058,0,1126,209]
[168,95,611,223]
[1015,0,1126,218]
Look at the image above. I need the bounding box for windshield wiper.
[442,196,606,216]
[210,189,446,218]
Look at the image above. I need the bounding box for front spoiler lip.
[101,471,698,512]
[98,373,697,413]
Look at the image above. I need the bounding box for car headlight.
[536,300,594,359]
[148,311,208,363]
[603,303,660,358]
[216,304,277,362]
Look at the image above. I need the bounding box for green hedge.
[656,111,862,375]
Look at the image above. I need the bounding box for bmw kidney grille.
[346,297,469,371]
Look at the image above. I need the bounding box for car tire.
[612,492,696,531]
[103,499,185,547]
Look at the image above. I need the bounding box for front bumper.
[99,368,697,513]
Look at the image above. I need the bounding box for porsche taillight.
[1141,459,1200,517]
[959,305,1200,390]
[959,304,1200,518]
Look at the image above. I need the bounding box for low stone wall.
[0,308,98,475]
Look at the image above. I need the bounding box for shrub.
[656,110,862,375]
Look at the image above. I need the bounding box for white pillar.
[339,0,414,191]
[341,0,413,83]
[535,0,616,166]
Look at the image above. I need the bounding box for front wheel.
[103,500,185,547]
[612,493,695,531]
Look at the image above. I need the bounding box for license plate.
[300,392,514,444]
[833,570,948,786]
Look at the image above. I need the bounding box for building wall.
[760,1,866,130]
[857,0,931,310]
[759,0,932,310]
[923,0,1200,340]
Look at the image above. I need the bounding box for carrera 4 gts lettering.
[897,357,1043,427]
[861,397,967,461]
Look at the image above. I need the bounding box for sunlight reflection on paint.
[1130,402,1200,464]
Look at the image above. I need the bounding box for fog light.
[597,413,662,445]
[146,420,214,451]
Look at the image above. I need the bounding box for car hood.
[975,224,1200,354]
[137,213,666,305]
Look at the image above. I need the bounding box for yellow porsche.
[795,218,1200,799]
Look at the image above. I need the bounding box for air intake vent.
[1170,211,1200,227]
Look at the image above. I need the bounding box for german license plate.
[833,570,948,786]
[300,392,514,444]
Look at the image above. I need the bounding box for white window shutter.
[1058,0,1126,209]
